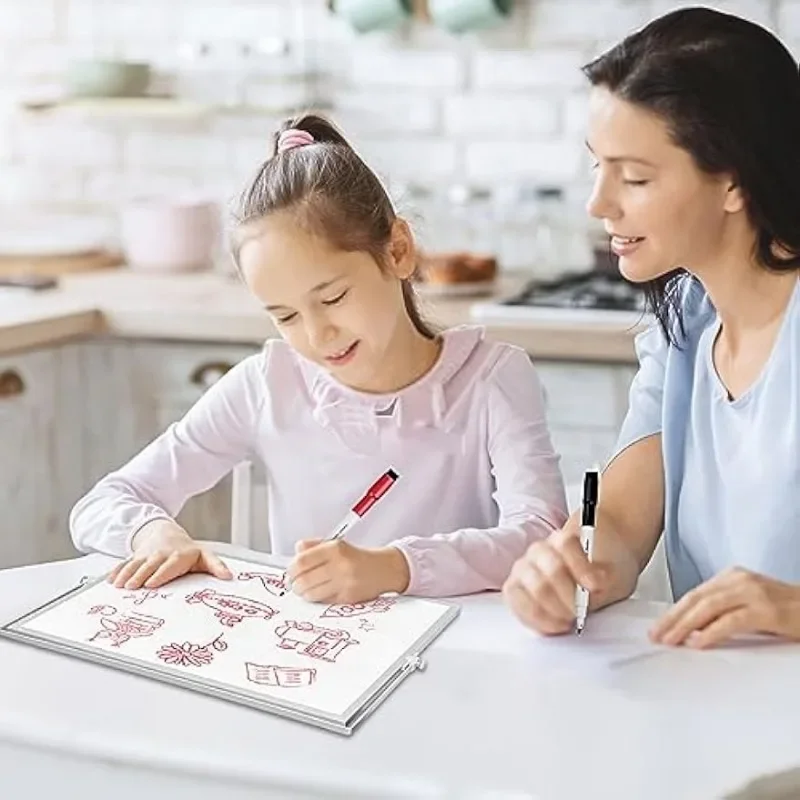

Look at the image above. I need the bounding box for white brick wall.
[0,0,798,267]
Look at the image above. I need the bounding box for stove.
[471,269,652,326]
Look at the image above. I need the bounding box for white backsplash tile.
[0,0,798,266]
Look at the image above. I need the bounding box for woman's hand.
[108,519,232,590]
[502,526,616,635]
[287,539,410,604]
[650,567,800,648]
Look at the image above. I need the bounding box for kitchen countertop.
[0,269,642,363]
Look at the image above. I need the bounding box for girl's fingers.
[300,579,337,604]
[200,552,233,581]
[124,554,167,589]
[143,552,187,588]
[292,564,331,598]
[112,558,145,588]
[107,560,127,583]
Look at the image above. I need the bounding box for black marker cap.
[581,470,599,526]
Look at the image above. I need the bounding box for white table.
[0,550,798,800]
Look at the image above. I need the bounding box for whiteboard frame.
[0,561,460,736]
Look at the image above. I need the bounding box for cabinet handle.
[0,369,25,399]
[190,361,234,389]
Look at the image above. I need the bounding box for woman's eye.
[623,179,649,186]
[322,290,348,306]
[276,313,297,325]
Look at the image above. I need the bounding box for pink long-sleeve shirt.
[70,326,568,597]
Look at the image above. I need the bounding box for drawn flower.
[157,641,214,667]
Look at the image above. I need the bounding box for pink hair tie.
[277,129,315,153]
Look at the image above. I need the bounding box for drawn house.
[274,621,359,662]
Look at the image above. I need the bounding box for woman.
[504,7,800,649]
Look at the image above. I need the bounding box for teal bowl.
[66,60,151,98]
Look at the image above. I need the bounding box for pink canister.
[120,195,220,272]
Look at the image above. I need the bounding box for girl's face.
[238,212,417,393]
[585,86,742,283]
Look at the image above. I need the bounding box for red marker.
[328,468,399,541]
[280,468,400,593]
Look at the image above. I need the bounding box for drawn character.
[358,619,375,632]
[320,597,397,618]
[87,604,117,616]
[157,634,227,667]
[123,589,171,606]
[236,571,287,597]
[274,620,359,662]
[245,663,317,687]
[89,612,164,647]
[185,588,278,627]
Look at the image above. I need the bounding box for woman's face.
[585,86,739,283]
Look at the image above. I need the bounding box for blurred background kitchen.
[0,0,795,571]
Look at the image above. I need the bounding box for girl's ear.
[387,218,416,280]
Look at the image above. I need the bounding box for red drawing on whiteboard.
[89,612,164,647]
[274,621,359,662]
[245,663,317,688]
[123,589,171,606]
[157,633,227,667]
[237,571,287,596]
[185,589,278,627]
[321,597,397,618]
[87,604,117,616]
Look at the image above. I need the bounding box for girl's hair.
[233,113,434,338]
[583,7,800,344]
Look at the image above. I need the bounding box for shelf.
[18,97,216,120]
[18,96,335,123]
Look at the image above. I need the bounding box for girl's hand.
[649,567,800,649]
[503,526,612,635]
[288,539,410,604]
[108,519,233,590]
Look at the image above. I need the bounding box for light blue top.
[614,276,800,600]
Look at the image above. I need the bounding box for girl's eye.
[623,179,650,186]
[276,312,297,325]
[322,290,348,306]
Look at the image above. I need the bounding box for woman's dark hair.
[233,113,434,338]
[583,7,800,344]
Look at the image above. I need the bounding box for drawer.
[535,362,620,428]
[549,425,619,486]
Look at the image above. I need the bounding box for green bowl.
[66,60,151,99]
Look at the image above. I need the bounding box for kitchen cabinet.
[81,339,269,547]
[0,344,85,568]
[535,361,636,485]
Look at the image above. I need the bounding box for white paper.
[17,557,454,719]
[522,610,666,672]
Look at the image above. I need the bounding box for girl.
[504,7,800,648]
[71,114,567,603]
